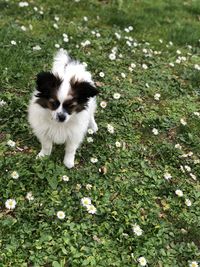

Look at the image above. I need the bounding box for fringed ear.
[71,80,99,104]
[36,71,62,98]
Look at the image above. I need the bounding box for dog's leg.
[37,138,53,158]
[64,141,80,169]
[89,115,98,133]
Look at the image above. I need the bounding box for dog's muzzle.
[57,112,66,122]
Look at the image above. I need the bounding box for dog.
[28,49,99,168]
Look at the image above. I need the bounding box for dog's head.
[35,71,99,123]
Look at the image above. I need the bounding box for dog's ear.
[36,71,62,97]
[71,80,99,104]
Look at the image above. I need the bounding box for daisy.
[90,157,98,163]
[26,192,34,201]
[19,1,29,7]
[132,224,143,236]
[159,39,163,43]
[96,33,101,38]
[54,16,59,21]
[180,118,187,125]
[11,40,17,45]
[121,72,126,78]
[7,140,16,147]
[62,175,69,182]
[11,171,19,179]
[83,16,88,22]
[175,143,182,149]
[142,63,148,69]
[100,101,107,108]
[76,184,82,191]
[21,26,27,31]
[189,261,199,267]
[193,112,200,117]
[138,256,147,266]
[131,63,136,68]
[194,64,200,71]
[109,53,116,61]
[128,25,133,31]
[33,45,41,51]
[55,44,60,48]
[57,211,65,219]
[81,197,92,207]
[88,128,94,135]
[0,99,7,106]
[53,23,59,29]
[154,93,161,101]
[169,62,175,67]
[189,173,197,180]
[185,199,192,207]
[107,124,114,134]
[176,49,181,54]
[175,189,183,197]
[115,141,121,148]
[5,199,17,210]
[184,165,191,172]
[87,137,93,143]
[152,128,159,135]
[87,204,97,214]
[99,72,105,78]
[164,172,172,180]
[114,32,121,40]
[86,184,92,190]
[113,93,121,99]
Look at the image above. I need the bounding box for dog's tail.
[52,49,71,78]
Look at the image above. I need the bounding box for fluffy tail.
[52,49,71,78]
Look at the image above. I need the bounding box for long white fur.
[28,49,98,168]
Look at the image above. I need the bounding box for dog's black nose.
[57,113,66,122]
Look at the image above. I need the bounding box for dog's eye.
[49,99,60,109]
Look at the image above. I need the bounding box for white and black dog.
[28,49,99,168]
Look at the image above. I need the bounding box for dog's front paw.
[64,158,74,169]
[36,151,47,159]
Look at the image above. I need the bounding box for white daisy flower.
[88,128,94,135]
[193,112,200,117]
[86,204,97,214]
[152,128,159,135]
[113,93,121,99]
[33,45,41,51]
[96,33,101,38]
[86,184,92,190]
[142,63,148,69]
[81,40,91,47]
[33,6,38,11]
[128,25,133,31]
[90,157,98,163]
[194,64,200,71]
[169,41,173,46]
[131,63,136,68]
[107,124,114,134]
[154,93,161,101]
[175,189,183,197]
[5,199,17,210]
[0,99,7,106]
[62,175,69,182]
[99,72,105,78]
[169,62,175,67]
[21,26,27,31]
[176,58,181,64]
[129,67,133,72]
[115,141,121,148]
[100,101,107,108]
[83,16,88,22]
[132,224,143,236]
[76,184,82,191]
[19,2,29,7]
[63,37,69,43]
[189,261,199,267]
[7,140,16,147]
[26,192,34,201]
[184,165,191,172]
[164,172,172,180]
[54,16,59,21]
[55,44,60,48]
[180,118,187,126]
[114,32,121,40]
[124,27,129,33]
[109,53,116,61]
[53,23,59,29]
[11,40,17,45]
[159,39,163,43]
[138,256,147,266]
[175,143,182,149]
[121,72,126,78]
[57,211,65,219]
[176,49,181,54]
[189,173,197,180]
[81,197,92,207]
[11,171,19,179]
[185,199,192,207]
[87,137,93,143]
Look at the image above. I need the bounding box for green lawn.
[0,0,200,266]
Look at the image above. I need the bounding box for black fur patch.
[71,79,99,106]
[35,71,62,109]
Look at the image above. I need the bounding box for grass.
[0,0,200,266]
